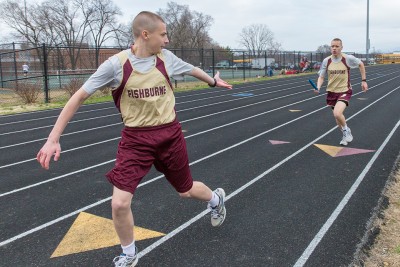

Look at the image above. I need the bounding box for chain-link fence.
[0,42,372,105]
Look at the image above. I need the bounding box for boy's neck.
[332,53,342,59]
[131,44,153,58]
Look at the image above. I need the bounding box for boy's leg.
[179,182,227,227]
[332,101,347,129]
[178,181,212,201]
[111,186,135,246]
[332,101,353,145]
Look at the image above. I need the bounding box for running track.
[0,64,399,266]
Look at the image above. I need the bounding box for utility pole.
[366,0,370,65]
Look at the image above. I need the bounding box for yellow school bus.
[375,53,400,64]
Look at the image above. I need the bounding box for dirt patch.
[353,159,400,267]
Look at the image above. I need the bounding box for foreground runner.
[37,11,232,267]
[315,38,368,146]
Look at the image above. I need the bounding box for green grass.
[0,72,315,115]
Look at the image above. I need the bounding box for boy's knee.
[111,198,131,212]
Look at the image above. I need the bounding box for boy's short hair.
[332,38,343,45]
[132,11,165,39]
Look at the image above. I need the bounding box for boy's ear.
[142,30,149,40]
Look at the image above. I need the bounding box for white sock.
[121,241,136,256]
[208,191,220,208]
[342,125,348,131]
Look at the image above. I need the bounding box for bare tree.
[238,24,278,58]
[157,2,214,49]
[0,0,125,69]
[268,41,283,56]
[0,0,46,46]
[77,0,123,67]
[113,22,133,49]
[316,44,331,53]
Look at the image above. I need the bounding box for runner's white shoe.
[208,188,226,227]
[340,127,353,146]
[113,248,138,267]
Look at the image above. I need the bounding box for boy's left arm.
[358,62,368,92]
[190,67,232,89]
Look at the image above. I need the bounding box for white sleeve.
[346,55,362,68]
[162,49,195,78]
[82,58,120,95]
[318,58,329,77]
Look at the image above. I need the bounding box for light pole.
[366,0,370,65]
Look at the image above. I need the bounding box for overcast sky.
[2,0,399,53]
[114,0,400,53]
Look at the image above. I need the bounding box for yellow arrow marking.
[314,144,343,157]
[51,212,165,258]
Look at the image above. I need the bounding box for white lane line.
[0,160,115,198]
[0,106,114,126]
[0,122,121,150]
[1,84,398,248]
[293,119,400,267]
[0,107,324,195]
[0,114,117,136]
[139,85,400,260]
[0,90,316,168]
[0,79,302,126]
[1,70,396,141]
[2,73,396,169]
[177,80,305,104]
[174,78,306,99]
[0,137,120,169]
[0,84,302,135]
[0,101,111,119]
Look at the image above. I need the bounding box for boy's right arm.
[37,88,90,170]
[317,76,324,92]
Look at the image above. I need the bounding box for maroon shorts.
[106,120,193,194]
[326,89,353,107]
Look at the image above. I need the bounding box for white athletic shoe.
[208,188,226,227]
[113,248,138,267]
[340,127,353,146]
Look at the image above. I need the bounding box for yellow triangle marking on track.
[51,212,165,258]
[314,144,343,157]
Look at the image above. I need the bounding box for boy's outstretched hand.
[214,71,233,89]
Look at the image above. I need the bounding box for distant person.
[314,38,368,146]
[267,66,273,77]
[299,56,310,72]
[36,11,232,267]
[22,63,29,77]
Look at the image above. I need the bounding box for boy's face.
[330,40,343,57]
[146,21,169,54]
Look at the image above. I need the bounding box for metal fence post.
[42,43,50,103]
[0,55,3,88]
[13,42,18,81]
[264,51,267,76]
[242,51,245,80]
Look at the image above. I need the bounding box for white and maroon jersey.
[82,49,194,127]
[318,53,361,93]
[112,51,176,127]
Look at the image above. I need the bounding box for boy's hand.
[37,140,61,170]
[361,81,368,92]
[214,71,233,89]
